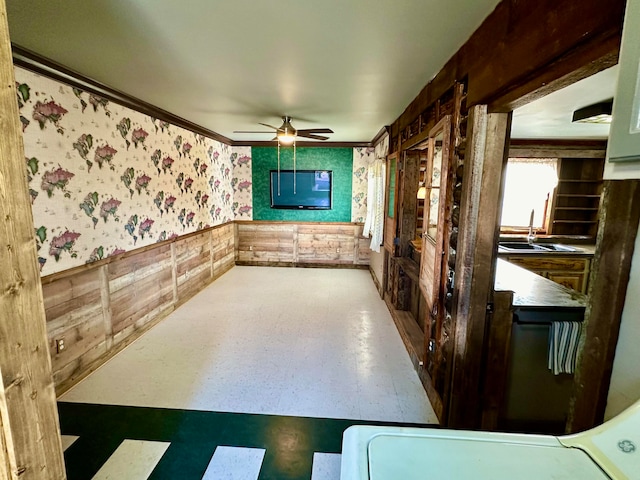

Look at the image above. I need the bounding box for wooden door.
[418,115,453,419]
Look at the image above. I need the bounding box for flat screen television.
[270,170,332,210]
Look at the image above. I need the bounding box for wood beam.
[469,0,623,110]
[393,0,625,134]
[509,140,607,159]
[0,1,66,478]
[567,180,640,433]
[448,106,511,429]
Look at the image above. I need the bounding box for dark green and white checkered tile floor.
[59,402,432,479]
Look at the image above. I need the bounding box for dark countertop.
[497,244,595,257]
[495,259,587,308]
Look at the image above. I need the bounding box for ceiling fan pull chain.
[293,138,297,195]
[277,141,281,196]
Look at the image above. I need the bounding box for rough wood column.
[0,1,66,478]
[567,180,640,433]
[448,106,511,429]
[481,290,514,430]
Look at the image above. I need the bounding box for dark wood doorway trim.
[567,180,640,432]
[448,106,512,429]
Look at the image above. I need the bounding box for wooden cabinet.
[501,255,591,293]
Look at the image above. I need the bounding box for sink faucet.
[528,209,536,245]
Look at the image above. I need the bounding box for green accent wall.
[252,147,353,221]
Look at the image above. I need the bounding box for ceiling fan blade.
[258,123,282,131]
[233,130,275,133]
[297,133,330,141]
[296,128,334,134]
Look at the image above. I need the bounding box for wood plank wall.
[236,221,371,267]
[42,223,235,394]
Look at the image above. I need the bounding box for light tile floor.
[202,446,266,480]
[92,440,170,480]
[59,266,437,478]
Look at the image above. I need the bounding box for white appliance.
[340,400,640,479]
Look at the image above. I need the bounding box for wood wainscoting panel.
[43,267,107,387]
[297,224,355,264]
[235,222,370,267]
[236,222,296,264]
[109,244,175,343]
[44,223,235,394]
[212,223,235,278]
[176,231,212,303]
[357,236,372,265]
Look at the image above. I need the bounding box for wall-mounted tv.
[270,170,332,210]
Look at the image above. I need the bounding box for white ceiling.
[511,65,618,140]
[6,0,503,143]
[6,1,617,144]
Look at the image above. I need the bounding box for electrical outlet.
[55,338,65,353]
[249,245,253,251]
[336,248,340,253]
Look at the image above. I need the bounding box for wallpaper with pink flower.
[16,67,371,275]
[231,146,253,220]
[352,147,375,223]
[16,67,236,276]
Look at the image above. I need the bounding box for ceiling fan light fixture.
[277,132,296,145]
[572,99,614,124]
[277,116,297,144]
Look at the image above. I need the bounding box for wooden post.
[0,1,66,478]
[448,106,511,429]
[567,180,640,433]
[481,290,514,430]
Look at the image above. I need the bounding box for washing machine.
[340,399,640,479]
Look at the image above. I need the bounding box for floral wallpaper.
[16,67,239,277]
[230,146,252,220]
[352,147,374,223]
[15,66,374,276]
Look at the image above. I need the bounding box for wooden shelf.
[556,194,602,198]
[549,157,604,237]
[554,207,600,211]
[553,220,598,224]
[557,179,603,183]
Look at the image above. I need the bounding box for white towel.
[548,321,582,375]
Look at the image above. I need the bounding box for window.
[500,158,558,231]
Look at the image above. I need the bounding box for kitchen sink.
[539,244,581,252]
[499,242,550,251]
[498,242,581,252]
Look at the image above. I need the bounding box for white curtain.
[363,158,386,252]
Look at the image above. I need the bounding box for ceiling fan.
[234,116,333,143]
